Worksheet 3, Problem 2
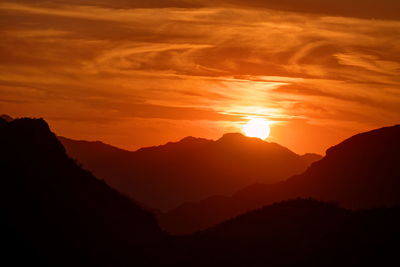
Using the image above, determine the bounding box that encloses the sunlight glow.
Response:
[243,118,270,140]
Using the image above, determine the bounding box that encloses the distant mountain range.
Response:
[0,117,165,266]
[160,124,400,234]
[59,133,321,210]
[1,116,400,266]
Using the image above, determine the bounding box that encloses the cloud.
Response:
[0,0,399,153]
[334,52,400,75]
[9,0,199,9]
[7,1,400,20]
[195,0,400,20]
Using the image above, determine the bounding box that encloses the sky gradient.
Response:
[1,0,399,154]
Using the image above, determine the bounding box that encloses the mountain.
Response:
[0,117,165,266]
[160,125,400,234]
[3,117,399,266]
[59,133,321,210]
[167,199,400,267]
[0,114,13,122]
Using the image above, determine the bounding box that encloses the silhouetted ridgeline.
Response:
[2,117,400,266]
[0,114,13,122]
[161,124,400,234]
[0,117,165,267]
[59,133,321,211]
[167,198,400,267]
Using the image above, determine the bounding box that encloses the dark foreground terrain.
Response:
[1,117,399,266]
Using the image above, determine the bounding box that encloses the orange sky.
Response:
[1,0,399,154]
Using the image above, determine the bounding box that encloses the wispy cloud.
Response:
[0,0,399,153]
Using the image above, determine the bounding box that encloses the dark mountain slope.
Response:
[2,117,400,267]
[0,114,13,122]
[161,125,400,234]
[0,118,165,267]
[60,133,321,210]
[167,199,400,267]
[284,124,400,208]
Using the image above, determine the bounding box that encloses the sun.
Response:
[243,118,270,140]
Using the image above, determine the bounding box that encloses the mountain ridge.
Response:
[160,124,400,234]
[2,117,400,266]
[60,132,321,210]
[0,117,165,266]
[168,198,400,267]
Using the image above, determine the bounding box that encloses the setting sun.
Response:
[243,118,270,140]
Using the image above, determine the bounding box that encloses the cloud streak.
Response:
[0,0,399,153]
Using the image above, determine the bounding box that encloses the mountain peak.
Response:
[0,118,66,161]
[160,124,400,234]
[62,128,313,211]
[325,124,400,157]
[179,136,211,143]
[221,132,246,138]
[218,132,257,143]
[0,114,13,122]
[1,117,166,265]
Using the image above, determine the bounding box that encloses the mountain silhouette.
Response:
[3,117,400,266]
[59,133,321,210]
[0,114,13,122]
[160,125,400,234]
[167,198,400,267]
[0,117,165,266]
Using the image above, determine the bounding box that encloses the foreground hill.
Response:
[0,117,165,266]
[2,117,399,266]
[160,125,400,234]
[169,199,400,267]
[59,133,320,210]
